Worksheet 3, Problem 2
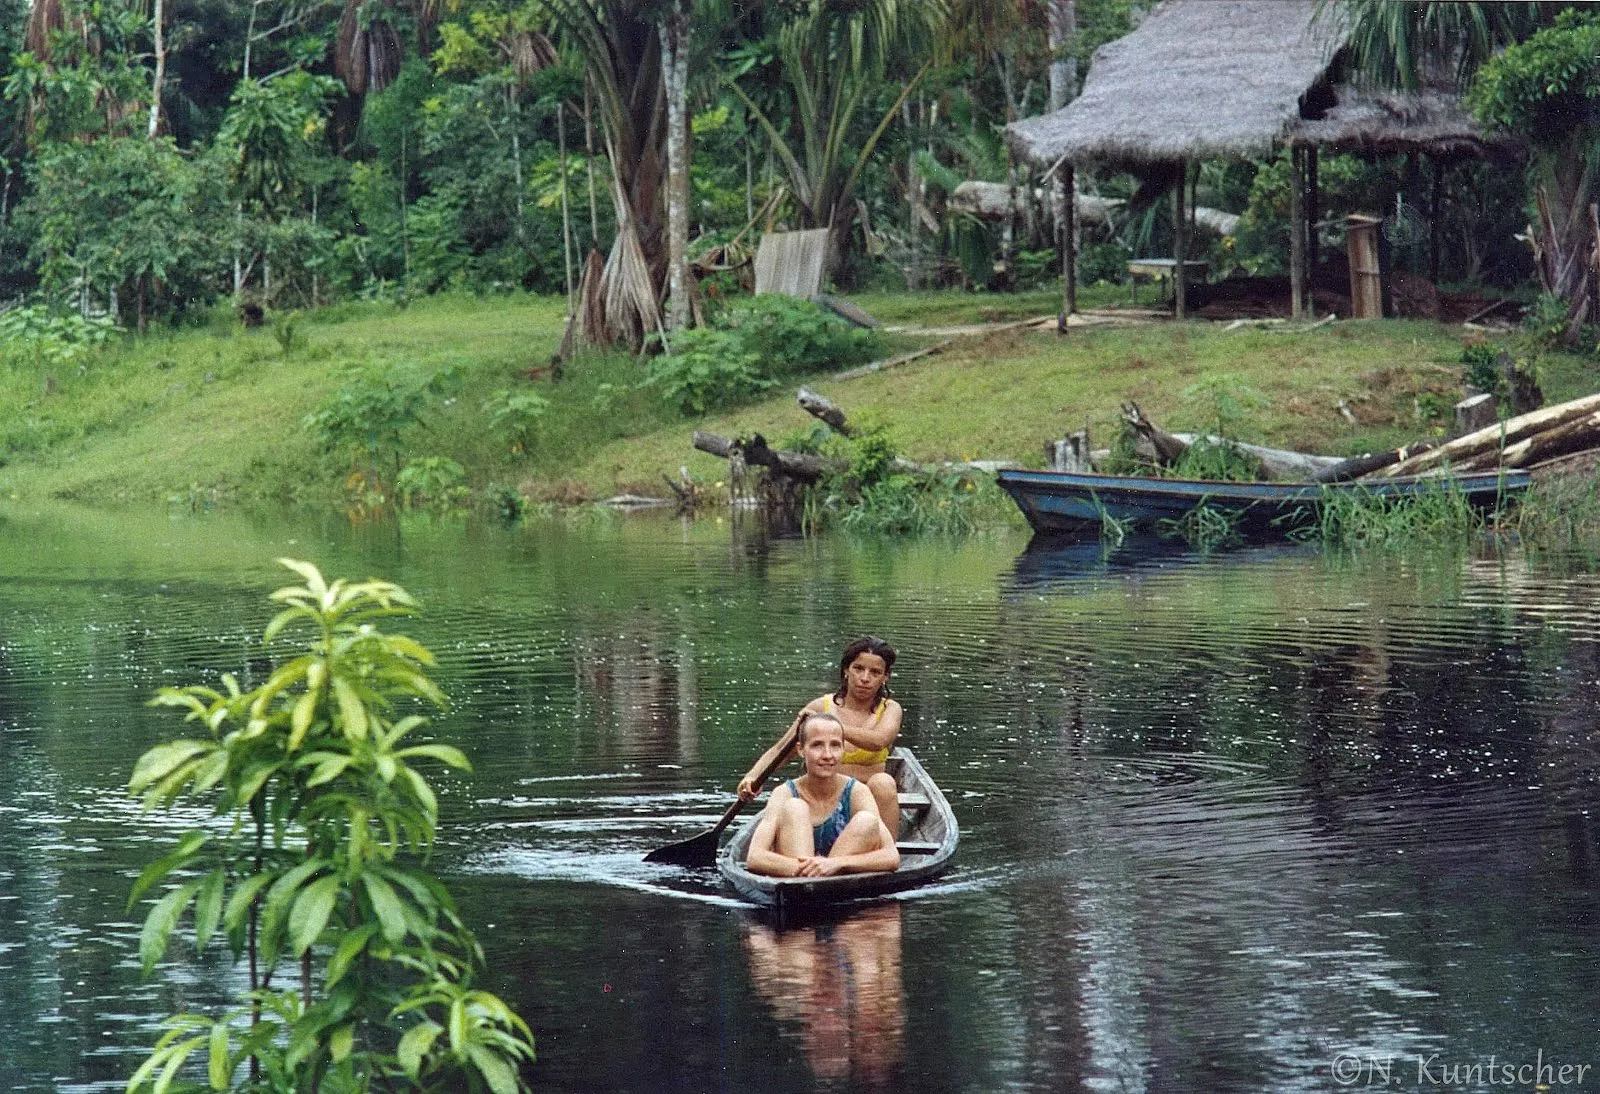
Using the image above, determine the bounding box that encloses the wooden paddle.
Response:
[644,723,799,867]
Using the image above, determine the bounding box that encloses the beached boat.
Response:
[995,467,1531,537]
[718,748,958,911]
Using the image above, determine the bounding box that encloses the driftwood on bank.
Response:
[797,387,853,434]
[1372,392,1600,478]
[692,431,834,483]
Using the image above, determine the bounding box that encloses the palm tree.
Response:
[537,0,672,352]
[1333,1,1545,90]
[726,0,948,282]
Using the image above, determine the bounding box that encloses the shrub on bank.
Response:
[646,297,881,414]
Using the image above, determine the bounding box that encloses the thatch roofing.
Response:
[1288,85,1519,161]
[1007,0,1343,168]
[1006,0,1513,170]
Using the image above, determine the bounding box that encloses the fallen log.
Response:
[1313,443,1436,483]
[692,430,834,483]
[1456,408,1600,471]
[1370,391,1600,477]
[1121,403,1343,480]
[797,387,852,434]
[1161,433,1344,480]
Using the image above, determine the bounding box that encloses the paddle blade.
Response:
[643,828,721,867]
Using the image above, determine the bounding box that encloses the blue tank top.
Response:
[788,777,856,855]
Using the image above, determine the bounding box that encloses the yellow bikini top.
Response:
[823,694,892,766]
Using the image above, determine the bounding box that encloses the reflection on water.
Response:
[2,505,1600,1092]
[743,904,905,1090]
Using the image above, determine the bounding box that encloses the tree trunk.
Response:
[147,0,165,138]
[584,78,599,248]
[559,101,574,325]
[1047,0,1077,112]
[1530,134,1600,342]
[660,0,691,332]
[581,11,669,353]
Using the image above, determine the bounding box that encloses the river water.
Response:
[1,503,1597,1093]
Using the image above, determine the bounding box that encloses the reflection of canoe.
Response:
[719,748,958,912]
[996,468,1531,538]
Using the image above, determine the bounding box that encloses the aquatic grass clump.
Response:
[1158,500,1242,551]
[1511,474,1600,554]
[1292,480,1490,548]
[801,415,1012,536]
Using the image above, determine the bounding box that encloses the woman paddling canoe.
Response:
[737,637,904,832]
[743,711,900,878]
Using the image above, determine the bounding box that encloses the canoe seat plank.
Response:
[896,840,943,855]
[898,792,931,812]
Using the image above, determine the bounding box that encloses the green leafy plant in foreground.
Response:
[126,559,534,1093]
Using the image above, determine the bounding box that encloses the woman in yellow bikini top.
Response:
[821,693,891,766]
[738,636,904,832]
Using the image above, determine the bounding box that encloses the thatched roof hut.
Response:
[1006,0,1344,170]
[1288,85,1518,161]
[1004,0,1515,319]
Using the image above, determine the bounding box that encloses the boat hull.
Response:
[995,468,1530,537]
[718,748,958,912]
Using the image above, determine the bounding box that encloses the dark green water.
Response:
[2,503,1598,1092]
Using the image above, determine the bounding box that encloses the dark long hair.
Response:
[833,636,896,706]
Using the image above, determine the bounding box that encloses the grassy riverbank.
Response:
[0,289,1594,513]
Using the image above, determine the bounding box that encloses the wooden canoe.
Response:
[995,467,1530,538]
[718,748,958,912]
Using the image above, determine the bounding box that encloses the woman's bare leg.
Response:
[866,772,899,837]
[774,798,816,858]
[827,810,891,858]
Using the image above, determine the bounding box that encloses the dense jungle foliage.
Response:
[0,0,1587,329]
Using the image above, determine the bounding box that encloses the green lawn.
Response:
[0,290,1592,508]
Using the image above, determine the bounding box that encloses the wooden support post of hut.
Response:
[1173,160,1188,321]
[1289,147,1306,321]
[1305,145,1319,270]
[1061,162,1077,321]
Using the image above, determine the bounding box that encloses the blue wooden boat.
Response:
[995,467,1531,537]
